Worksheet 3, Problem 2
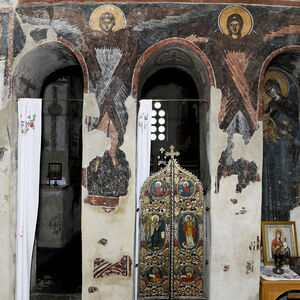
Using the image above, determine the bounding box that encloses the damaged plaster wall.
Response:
[0,1,18,9]
[0,1,299,299]
[0,101,14,300]
[209,86,263,300]
[81,94,136,299]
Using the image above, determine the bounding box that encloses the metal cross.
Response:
[165,145,180,159]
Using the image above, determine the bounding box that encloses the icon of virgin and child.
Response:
[271,229,290,260]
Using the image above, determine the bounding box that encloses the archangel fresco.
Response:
[146,214,165,251]
[262,69,299,221]
[179,214,198,250]
[80,5,138,211]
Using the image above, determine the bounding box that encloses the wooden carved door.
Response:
[138,146,206,299]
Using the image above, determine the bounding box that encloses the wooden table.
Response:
[260,277,300,300]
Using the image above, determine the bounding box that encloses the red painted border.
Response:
[131,37,216,99]
[257,45,300,120]
[18,0,300,7]
[58,38,89,93]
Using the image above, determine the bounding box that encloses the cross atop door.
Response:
[165,145,180,160]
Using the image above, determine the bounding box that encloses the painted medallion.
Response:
[150,180,167,198]
[218,6,253,39]
[178,180,194,197]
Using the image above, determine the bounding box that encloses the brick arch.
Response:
[257,45,300,120]
[131,37,216,99]
[58,38,89,94]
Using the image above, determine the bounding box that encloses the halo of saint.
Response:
[89,5,126,34]
[263,70,289,109]
[218,6,253,39]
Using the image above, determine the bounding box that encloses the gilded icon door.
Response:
[138,146,206,299]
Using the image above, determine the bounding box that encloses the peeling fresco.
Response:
[0,10,11,107]
[0,147,7,161]
[93,255,132,278]
[246,260,254,274]
[88,286,98,293]
[216,113,260,193]
[0,12,9,59]
[223,265,230,272]
[97,238,107,246]
[30,28,48,42]
[5,2,300,299]
[14,3,300,202]
[13,16,25,58]
[235,206,247,215]
[230,198,238,204]
[248,236,260,251]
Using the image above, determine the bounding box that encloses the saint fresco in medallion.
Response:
[146,214,165,251]
[218,6,253,39]
[179,214,198,250]
[89,5,126,34]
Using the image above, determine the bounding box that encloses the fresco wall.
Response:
[0,0,299,299]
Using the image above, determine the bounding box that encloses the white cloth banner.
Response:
[135,99,152,202]
[16,99,42,300]
[134,99,152,299]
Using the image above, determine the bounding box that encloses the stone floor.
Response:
[31,233,82,300]
[31,292,81,300]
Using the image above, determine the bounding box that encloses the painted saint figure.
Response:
[181,266,194,282]
[182,214,196,249]
[155,181,165,196]
[264,78,298,128]
[147,215,165,250]
[149,267,161,284]
[147,267,162,284]
[99,12,115,34]
[262,75,299,220]
[226,13,243,39]
[150,181,167,197]
[178,180,194,197]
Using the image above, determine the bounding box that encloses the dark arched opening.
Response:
[13,42,84,298]
[141,68,199,99]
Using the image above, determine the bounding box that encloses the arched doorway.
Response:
[133,38,215,190]
[134,39,214,299]
[259,48,300,221]
[13,41,85,299]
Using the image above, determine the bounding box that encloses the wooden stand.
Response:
[260,277,300,300]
